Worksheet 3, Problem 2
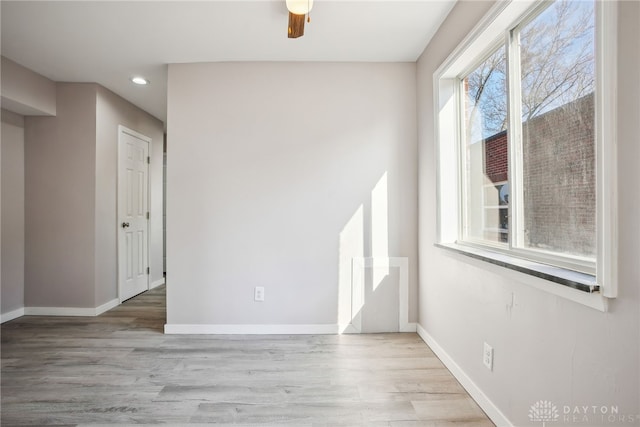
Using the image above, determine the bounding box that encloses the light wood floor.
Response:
[1,285,494,426]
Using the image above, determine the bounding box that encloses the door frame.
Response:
[117,125,152,303]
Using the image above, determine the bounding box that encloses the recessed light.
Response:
[131,76,149,85]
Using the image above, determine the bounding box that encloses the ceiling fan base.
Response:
[288,12,305,38]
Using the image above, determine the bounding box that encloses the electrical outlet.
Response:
[254,286,265,302]
[483,342,494,371]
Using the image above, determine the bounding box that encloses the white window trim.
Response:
[595,0,618,299]
[434,0,618,310]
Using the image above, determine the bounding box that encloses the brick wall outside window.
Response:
[481,93,595,257]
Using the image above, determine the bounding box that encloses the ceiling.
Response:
[1,1,456,123]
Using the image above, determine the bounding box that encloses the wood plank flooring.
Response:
[1,286,494,426]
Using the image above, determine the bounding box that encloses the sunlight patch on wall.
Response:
[338,204,364,332]
[371,172,389,290]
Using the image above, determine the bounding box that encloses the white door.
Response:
[118,126,150,302]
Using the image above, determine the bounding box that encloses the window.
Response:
[435,0,618,302]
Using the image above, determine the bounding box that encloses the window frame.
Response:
[434,0,618,307]
[457,42,509,250]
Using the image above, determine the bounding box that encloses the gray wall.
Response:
[25,83,97,308]
[1,109,25,314]
[417,1,640,424]
[1,57,56,116]
[166,62,418,328]
[95,86,164,306]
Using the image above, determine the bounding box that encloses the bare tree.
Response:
[519,0,594,120]
[465,47,507,138]
[465,0,594,139]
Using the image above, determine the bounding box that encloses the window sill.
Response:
[435,242,607,311]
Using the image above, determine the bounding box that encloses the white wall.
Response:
[417,1,640,425]
[95,86,164,305]
[1,109,25,316]
[166,62,418,330]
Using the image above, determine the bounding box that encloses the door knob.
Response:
[122,222,130,228]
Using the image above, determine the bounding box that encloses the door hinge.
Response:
[147,267,150,275]
[146,212,150,220]
[147,156,150,164]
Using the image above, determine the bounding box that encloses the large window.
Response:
[435,0,617,301]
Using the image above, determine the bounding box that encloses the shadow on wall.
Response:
[338,172,406,333]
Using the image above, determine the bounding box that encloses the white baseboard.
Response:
[339,324,360,334]
[164,323,340,335]
[339,322,417,334]
[24,298,120,317]
[25,306,97,316]
[150,278,165,290]
[416,323,512,427]
[95,298,120,315]
[400,322,417,332]
[1,307,25,323]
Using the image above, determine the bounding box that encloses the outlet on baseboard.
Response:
[483,342,494,371]
[254,286,265,302]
